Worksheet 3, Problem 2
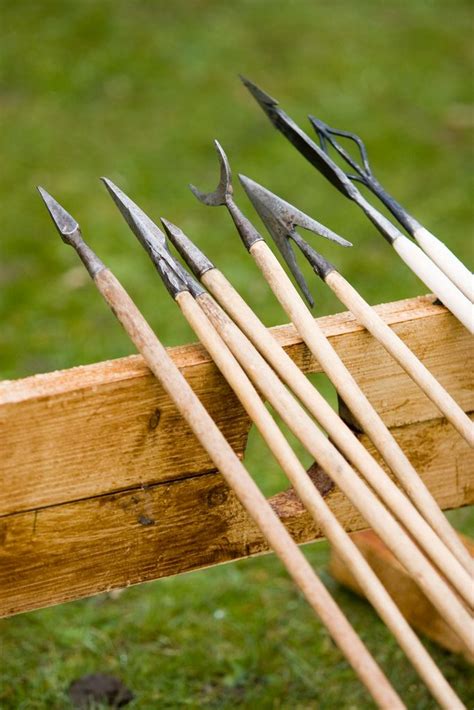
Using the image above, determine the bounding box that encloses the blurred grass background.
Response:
[0,0,473,707]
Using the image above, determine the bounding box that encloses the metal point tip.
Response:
[38,186,105,276]
[237,174,254,191]
[189,182,205,201]
[160,218,214,281]
[160,217,179,237]
[101,176,122,199]
[102,178,131,217]
[37,186,79,237]
[100,176,115,191]
[239,76,278,108]
[160,216,185,246]
[214,141,232,189]
[101,177,131,214]
[103,187,188,298]
[101,178,169,250]
[213,139,229,167]
[307,114,327,130]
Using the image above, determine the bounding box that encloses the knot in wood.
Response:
[206,485,229,508]
[148,408,161,431]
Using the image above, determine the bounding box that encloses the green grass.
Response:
[0,1,473,707]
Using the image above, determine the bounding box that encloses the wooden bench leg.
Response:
[329,529,474,663]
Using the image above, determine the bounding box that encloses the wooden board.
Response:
[0,362,252,516]
[0,295,472,617]
[1,296,472,516]
[329,530,474,662]
[1,414,472,618]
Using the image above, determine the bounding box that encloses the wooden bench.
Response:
[0,294,472,619]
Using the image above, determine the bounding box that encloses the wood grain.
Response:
[0,361,252,516]
[1,414,472,618]
[1,296,472,517]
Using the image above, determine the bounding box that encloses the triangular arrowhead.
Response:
[239,176,351,247]
[101,178,167,250]
[37,186,79,237]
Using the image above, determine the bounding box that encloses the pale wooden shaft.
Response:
[198,292,474,650]
[414,226,473,302]
[250,240,473,574]
[326,270,473,446]
[177,291,464,710]
[202,268,473,596]
[93,268,402,710]
[392,235,473,333]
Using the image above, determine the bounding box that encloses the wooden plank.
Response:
[356,416,474,510]
[1,296,472,516]
[329,530,474,662]
[1,414,472,618]
[0,367,252,517]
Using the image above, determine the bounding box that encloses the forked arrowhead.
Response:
[240,78,358,200]
[239,175,351,306]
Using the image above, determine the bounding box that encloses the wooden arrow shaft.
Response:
[92,268,403,710]
[413,226,473,303]
[176,290,463,710]
[393,235,472,333]
[200,267,473,596]
[325,270,473,445]
[197,290,474,652]
[249,240,473,576]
